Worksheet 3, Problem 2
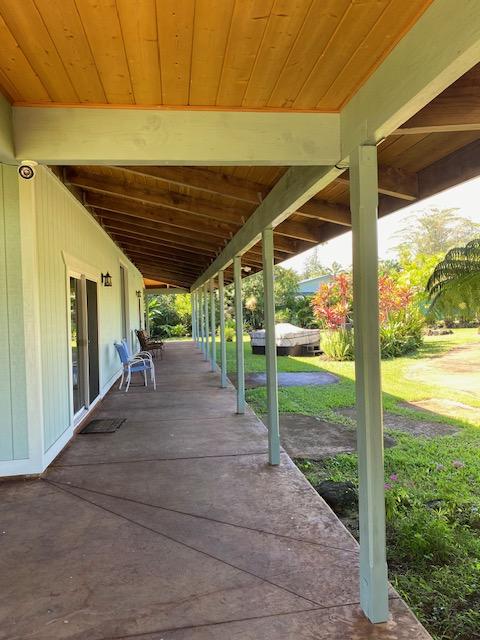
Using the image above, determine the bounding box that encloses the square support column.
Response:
[204,282,210,362]
[195,290,200,347]
[218,271,228,388]
[191,290,196,343]
[200,287,206,353]
[262,226,280,466]
[350,144,389,624]
[233,256,245,414]
[209,278,216,372]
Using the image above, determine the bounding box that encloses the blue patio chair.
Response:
[114,341,156,392]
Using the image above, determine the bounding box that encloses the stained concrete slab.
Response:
[0,341,431,640]
[260,413,395,459]
[339,407,459,437]
[230,370,339,389]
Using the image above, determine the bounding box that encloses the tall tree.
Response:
[302,247,328,279]
[394,208,480,256]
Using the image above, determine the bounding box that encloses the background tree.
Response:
[302,248,328,279]
[239,266,300,329]
[426,238,480,321]
[393,207,480,256]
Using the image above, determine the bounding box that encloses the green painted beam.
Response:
[341,0,480,156]
[0,95,14,163]
[13,107,340,166]
[192,165,342,290]
[350,145,388,623]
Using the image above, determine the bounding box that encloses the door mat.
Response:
[80,418,126,434]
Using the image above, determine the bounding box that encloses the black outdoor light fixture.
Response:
[136,290,142,298]
[101,272,112,287]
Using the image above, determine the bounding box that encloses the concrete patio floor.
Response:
[0,341,431,640]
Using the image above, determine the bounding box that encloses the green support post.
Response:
[218,270,228,388]
[195,290,200,346]
[350,144,389,624]
[204,282,210,363]
[209,278,216,372]
[191,290,196,343]
[233,256,245,414]
[262,226,280,465]
[200,287,206,354]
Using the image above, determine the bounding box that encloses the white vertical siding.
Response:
[0,164,28,461]
[34,167,144,453]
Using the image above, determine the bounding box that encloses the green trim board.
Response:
[0,95,14,163]
[12,108,340,166]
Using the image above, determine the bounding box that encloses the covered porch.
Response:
[0,0,479,635]
[1,341,428,639]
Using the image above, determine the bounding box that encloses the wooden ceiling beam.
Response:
[117,166,268,205]
[116,165,352,226]
[93,211,225,252]
[111,242,209,269]
[393,91,480,135]
[123,255,201,277]
[85,191,240,238]
[103,229,217,260]
[275,218,325,244]
[82,180,305,251]
[336,164,418,202]
[96,211,288,263]
[138,270,192,288]
[66,170,251,225]
[417,138,480,198]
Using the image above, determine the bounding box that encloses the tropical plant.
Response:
[426,239,480,320]
[224,326,235,342]
[311,273,351,329]
[380,308,424,358]
[321,328,355,361]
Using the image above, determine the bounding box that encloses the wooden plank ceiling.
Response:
[0,0,432,110]
[55,65,480,288]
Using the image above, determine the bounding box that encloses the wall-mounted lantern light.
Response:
[136,290,142,298]
[101,272,112,287]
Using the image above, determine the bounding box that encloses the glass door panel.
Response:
[86,279,100,403]
[70,276,85,414]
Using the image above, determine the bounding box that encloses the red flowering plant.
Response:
[311,273,423,359]
[311,273,352,329]
[378,275,413,323]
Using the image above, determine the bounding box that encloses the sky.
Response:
[282,175,480,275]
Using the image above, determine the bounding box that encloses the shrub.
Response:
[224,326,235,342]
[275,309,291,323]
[321,328,355,361]
[169,323,187,337]
[380,309,424,358]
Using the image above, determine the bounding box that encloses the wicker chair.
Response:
[136,329,164,359]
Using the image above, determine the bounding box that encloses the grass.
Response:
[219,328,480,640]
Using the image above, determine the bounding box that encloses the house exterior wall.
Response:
[0,164,29,462]
[0,165,144,476]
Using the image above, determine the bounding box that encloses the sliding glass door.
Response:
[70,276,99,417]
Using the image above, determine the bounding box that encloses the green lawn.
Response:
[219,329,480,640]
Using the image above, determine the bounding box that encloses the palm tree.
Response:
[426,239,480,318]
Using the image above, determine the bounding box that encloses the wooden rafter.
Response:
[336,165,418,202]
